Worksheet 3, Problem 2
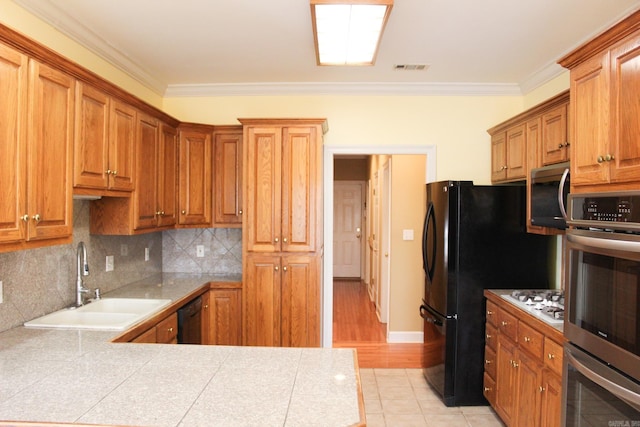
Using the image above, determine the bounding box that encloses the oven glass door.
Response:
[566,229,640,379]
[564,344,640,426]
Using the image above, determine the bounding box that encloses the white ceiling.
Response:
[14,0,640,96]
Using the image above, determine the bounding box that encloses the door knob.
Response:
[356,227,361,238]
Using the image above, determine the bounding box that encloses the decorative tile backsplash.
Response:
[162,228,242,274]
[0,200,242,333]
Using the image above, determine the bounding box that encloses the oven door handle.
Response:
[567,232,640,254]
[566,346,640,411]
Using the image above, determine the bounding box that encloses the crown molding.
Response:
[14,0,167,95]
[164,81,522,97]
[519,62,566,95]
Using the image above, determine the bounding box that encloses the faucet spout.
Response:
[76,242,90,306]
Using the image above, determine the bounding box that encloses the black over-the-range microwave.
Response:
[529,161,570,230]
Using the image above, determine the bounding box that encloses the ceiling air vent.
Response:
[394,64,428,71]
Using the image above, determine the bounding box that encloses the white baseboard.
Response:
[387,331,424,343]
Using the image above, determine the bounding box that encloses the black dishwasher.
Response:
[177,296,202,344]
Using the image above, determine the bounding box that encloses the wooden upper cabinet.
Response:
[27,59,74,242]
[559,13,640,192]
[134,113,160,230]
[0,42,28,246]
[178,125,213,226]
[158,123,178,227]
[541,104,570,165]
[214,126,243,226]
[491,124,526,183]
[74,83,136,193]
[244,124,321,253]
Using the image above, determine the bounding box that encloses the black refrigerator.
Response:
[419,181,551,406]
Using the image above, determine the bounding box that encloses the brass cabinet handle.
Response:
[32,214,41,222]
[21,214,29,222]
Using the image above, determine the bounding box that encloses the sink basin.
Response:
[24,298,172,331]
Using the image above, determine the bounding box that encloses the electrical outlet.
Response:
[120,244,128,256]
[0,280,3,304]
[402,229,414,241]
[145,247,150,261]
[105,255,114,272]
[196,245,205,258]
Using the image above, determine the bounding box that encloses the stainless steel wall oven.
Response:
[564,192,640,425]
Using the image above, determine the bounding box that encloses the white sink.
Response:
[24,298,172,331]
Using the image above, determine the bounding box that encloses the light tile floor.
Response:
[361,368,505,427]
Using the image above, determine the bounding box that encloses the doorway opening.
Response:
[325,146,436,367]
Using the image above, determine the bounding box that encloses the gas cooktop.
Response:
[500,289,565,325]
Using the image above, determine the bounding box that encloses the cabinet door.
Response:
[178,129,212,226]
[515,351,543,427]
[27,60,74,241]
[281,254,320,347]
[542,104,569,165]
[570,53,610,186]
[491,132,507,182]
[158,124,177,227]
[609,35,640,184]
[214,130,243,225]
[0,43,27,244]
[541,370,562,427]
[108,100,137,191]
[204,288,242,345]
[506,124,527,180]
[134,113,160,230]
[243,254,281,346]
[245,127,282,252]
[74,83,109,190]
[281,126,319,252]
[496,335,517,425]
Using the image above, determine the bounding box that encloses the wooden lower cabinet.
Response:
[130,312,178,344]
[484,291,566,427]
[243,253,320,347]
[202,284,242,346]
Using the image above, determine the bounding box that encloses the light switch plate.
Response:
[402,229,414,241]
[196,245,205,258]
[105,255,114,272]
[145,247,150,261]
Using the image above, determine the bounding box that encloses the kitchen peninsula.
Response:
[0,274,365,427]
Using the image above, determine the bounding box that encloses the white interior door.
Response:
[333,182,364,278]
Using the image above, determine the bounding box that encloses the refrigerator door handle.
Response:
[422,202,436,282]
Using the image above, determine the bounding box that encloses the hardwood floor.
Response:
[332,279,432,369]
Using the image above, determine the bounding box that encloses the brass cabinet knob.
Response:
[283,237,288,243]
[274,266,279,271]
[32,214,41,222]
[106,169,112,175]
[485,359,492,365]
[168,327,173,333]
[204,304,209,309]
[274,237,279,243]
[548,353,555,360]
[484,387,493,392]
[283,266,288,272]
[238,210,243,215]
[112,170,118,176]
[486,333,492,340]
[21,214,29,222]
[487,310,494,316]
[156,211,162,216]
[181,210,186,214]
[501,321,508,326]
[539,386,546,393]
[524,336,532,343]
[161,211,165,215]
[605,154,614,161]
[597,155,604,163]
[558,143,564,149]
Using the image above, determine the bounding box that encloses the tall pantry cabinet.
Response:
[240,119,327,347]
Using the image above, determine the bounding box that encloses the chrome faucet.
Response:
[76,241,90,306]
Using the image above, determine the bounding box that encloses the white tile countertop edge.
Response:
[0,274,363,427]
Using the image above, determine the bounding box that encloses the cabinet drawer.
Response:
[519,321,544,360]
[485,345,497,379]
[544,338,564,376]
[156,313,178,344]
[483,372,496,407]
[486,323,498,351]
[498,309,518,342]
[486,300,498,327]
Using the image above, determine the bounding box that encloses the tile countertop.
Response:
[0,273,364,427]
[485,289,564,334]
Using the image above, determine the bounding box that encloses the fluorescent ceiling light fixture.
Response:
[310,0,393,66]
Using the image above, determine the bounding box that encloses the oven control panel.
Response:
[568,192,640,230]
